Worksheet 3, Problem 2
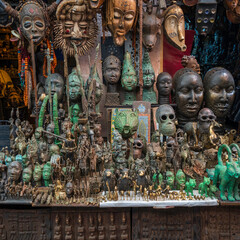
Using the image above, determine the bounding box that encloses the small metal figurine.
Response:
[173,68,203,128]
[106,0,137,46]
[118,168,133,192]
[142,1,166,51]
[185,178,196,197]
[102,169,116,193]
[203,67,235,125]
[33,163,42,187]
[156,72,172,105]
[142,51,157,104]
[163,3,186,51]
[121,52,138,105]
[54,0,98,56]
[42,162,52,187]
[198,176,211,198]
[103,55,121,106]
[181,55,201,75]
[175,169,186,190]
[156,104,177,137]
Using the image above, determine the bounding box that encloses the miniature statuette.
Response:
[181,55,200,74]
[166,171,174,190]
[175,169,186,190]
[42,162,52,187]
[198,176,211,198]
[142,51,157,104]
[185,178,196,197]
[156,72,172,105]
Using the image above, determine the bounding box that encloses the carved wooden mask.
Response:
[54,0,98,56]
[106,0,137,46]
[163,4,186,51]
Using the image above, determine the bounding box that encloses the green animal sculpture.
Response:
[229,143,240,201]
[207,185,218,199]
[114,109,139,139]
[185,178,196,197]
[199,176,210,197]
[213,144,240,201]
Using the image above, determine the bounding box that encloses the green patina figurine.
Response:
[42,162,52,187]
[185,178,196,197]
[33,163,42,187]
[152,172,163,190]
[176,169,186,190]
[213,144,240,201]
[166,171,174,190]
[121,52,138,105]
[114,109,139,139]
[22,166,33,184]
[142,51,157,104]
[199,176,210,197]
[71,104,81,125]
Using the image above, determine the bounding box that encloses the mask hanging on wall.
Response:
[163,4,186,51]
[106,0,137,46]
[195,0,217,35]
[54,0,98,56]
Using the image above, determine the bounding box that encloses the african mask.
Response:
[106,0,137,46]
[174,68,203,126]
[195,0,217,35]
[54,0,98,56]
[176,169,186,188]
[203,67,235,120]
[181,55,200,75]
[0,0,60,45]
[22,166,33,184]
[33,163,42,183]
[69,68,83,102]
[163,4,186,51]
[44,73,64,102]
[142,2,164,51]
[166,170,174,188]
[156,72,172,105]
[156,104,176,137]
[7,161,22,182]
[42,162,52,186]
[114,109,139,139]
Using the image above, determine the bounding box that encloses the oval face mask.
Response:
[164,4,186,51]
[19,2,46,45]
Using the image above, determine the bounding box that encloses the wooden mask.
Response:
[142,2,165,51]
[54,0,98,56]
[106,0,137,46]
[163,4,186,51]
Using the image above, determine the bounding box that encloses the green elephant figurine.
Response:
[213,144,240,201]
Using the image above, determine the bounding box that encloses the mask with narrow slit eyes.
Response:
[19,2,46,45]
[106,0,137,46]
[54,0,98,56]
[163,4,186,51]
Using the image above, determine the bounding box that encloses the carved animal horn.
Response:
[0,0,18,19]
[229,143,240,163]
[47,0,62,16]
[217,144,233,166]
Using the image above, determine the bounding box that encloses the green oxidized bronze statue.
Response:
[142,51,157,104]
[33,163,42,187]
[121,52,138,105]
[176,169,186,190]
[42,162,52,187]
[185,178,196,196]
[114,109,139,139]
[22,166,33,184]
[166,171,174,190]
[198,176,210,197]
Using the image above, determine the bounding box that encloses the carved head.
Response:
[103,55,121,85]
[69,68,83,102]
[176,169,186,185]
[157,72,172,97]
[54,0,98,56]
[142,51,155,88]
[133,137,144,160]
[156,104,176,137]
[203,67,235,119]
[45,73,64,102]
[181,55,200,74]
[166,171,174,185]
[121,52,137,91]
[7,161,22,182]
[106,0,137,46]
[46,123,55,144]
[66,181,73,197]
[198,108,216,133]
[42,162,52,181]
[174,68,203,119]
[114,109,139,139]
[163,4,186,51]
[22,166,33,183]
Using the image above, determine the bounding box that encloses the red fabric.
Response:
[163,30,196,77]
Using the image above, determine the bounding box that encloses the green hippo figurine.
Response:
[114,109,139,139]
[185,178,196,197]
[199,176,211,197]
[213,144,240,201]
